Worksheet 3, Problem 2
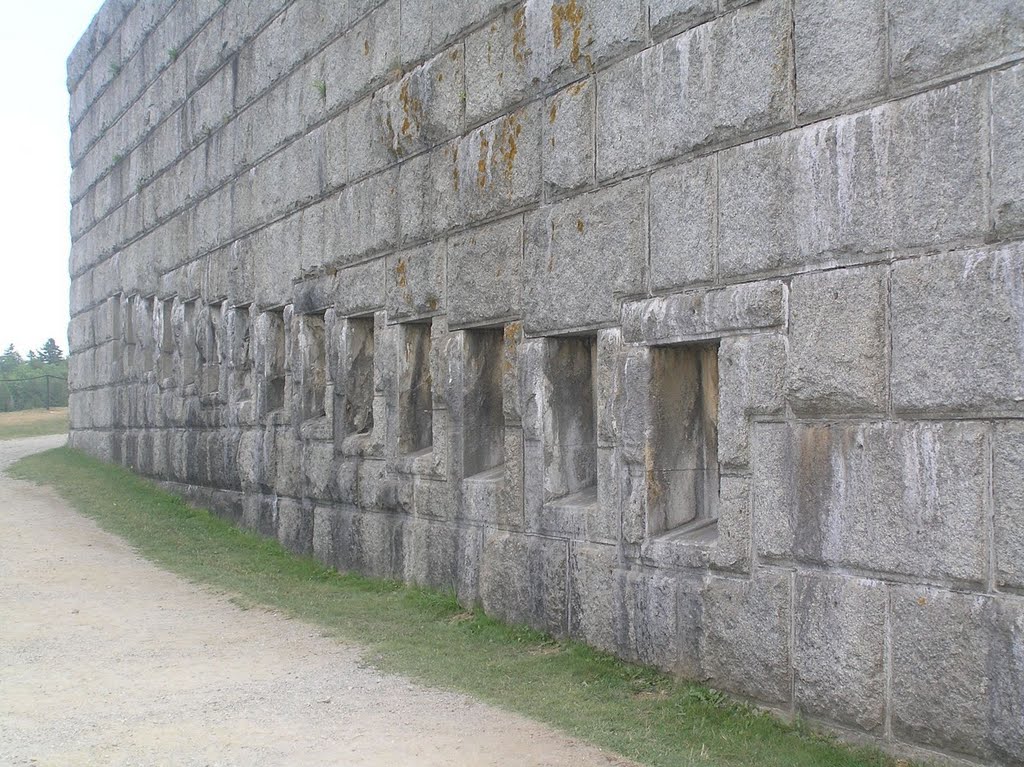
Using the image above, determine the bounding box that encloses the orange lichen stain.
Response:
[395,258,408,288]
[548,101,559,123]
[917,597,928,606]
[447,145,461,191]
[645,443,663,504]
[398,80,424,139]
[551,0,585,64]
[512,7,528,64]
[450,49,461,62]
[576,218,584,233]
[494,114,523,184]
[569,80,587,96]
[363,39,370,56]
[477,134,491,188]
[427,297,438,311]
[502,322,521,373]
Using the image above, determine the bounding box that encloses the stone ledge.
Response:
[622,281,787,346]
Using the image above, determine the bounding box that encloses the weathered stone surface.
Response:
[567,542,619,653]
[465,7,531,126]
[753,421,989,583]
[523,179,646,334]
[787,266,887,415]
[648,0,715,39]
[453,105,543,225]
[334,259,385,318]
[718,333,785,469]
[544,79,595,195]
[701,572,792,705]
[375,45,465,160]
[892,243,1024,413]
[447,217,523,328]
[524,0,647,88]
[993,62,1024,236]
[620,570,700,676]
[794,574,886,732]
[719,79,987,277]
[385,242,446,323]
[649,156,715,291]
[622,281,787,345]
[596,52,649,180]
[994,423,1024,590]
[990,599,1024,765]
[480,531,568,635]
[794,0,886,119]
[889,0,1024,89]
[890,587,992,757]
[70,5,1024,762]
[648,0,791,163]
[276,498,313,555]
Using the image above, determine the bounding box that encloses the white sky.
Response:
[0,1,105,356]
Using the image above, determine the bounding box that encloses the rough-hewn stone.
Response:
[701,573,792,705]
[794,574,886,732]
[69,4,1023,763]
[892,243,1024,413]
[787,266,888,415]
[994,422,1024,590]
[794,0,886,119]
[754,421,989,584]
[649,157,715,291]
[888,0,1024,89]
[992,62,1024,236]
[523,179,646,334]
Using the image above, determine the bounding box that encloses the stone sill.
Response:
[536,485,599,539]
[339,430,380,458]
[546,485,598,512]
[392,446,442,478]
[640,518,719,570]
[464,465,504,485]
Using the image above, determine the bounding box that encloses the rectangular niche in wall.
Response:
[201,302,224,400]
[231,305,253,401]
[300,312,328,421]
[264,309,287,414]
[143,297,156,373]
[544,335,597,504]
[648,343,720,536]
[181,300,199,389]
[122,295,136,377]
[463,328,505,477]
[399,322,433,455]
[158,298,175,382]
[341,316,375,437]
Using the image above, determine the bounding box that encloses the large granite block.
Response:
[754,421,989,584]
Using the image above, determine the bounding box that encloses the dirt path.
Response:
[0,436,632,767]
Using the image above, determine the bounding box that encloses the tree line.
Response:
[0,340,69,412]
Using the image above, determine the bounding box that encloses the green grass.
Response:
[0,408,68,440]
[10,447,909,767]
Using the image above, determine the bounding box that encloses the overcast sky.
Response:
[0,1,105,356]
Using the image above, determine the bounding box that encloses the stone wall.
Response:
[67,1,1024,763]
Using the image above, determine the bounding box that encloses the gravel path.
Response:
[0,435,633,767]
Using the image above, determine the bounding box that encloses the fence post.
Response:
[45,375,51,411]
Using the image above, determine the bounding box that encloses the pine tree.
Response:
[38,338,64,365]
[0,344,21,373]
